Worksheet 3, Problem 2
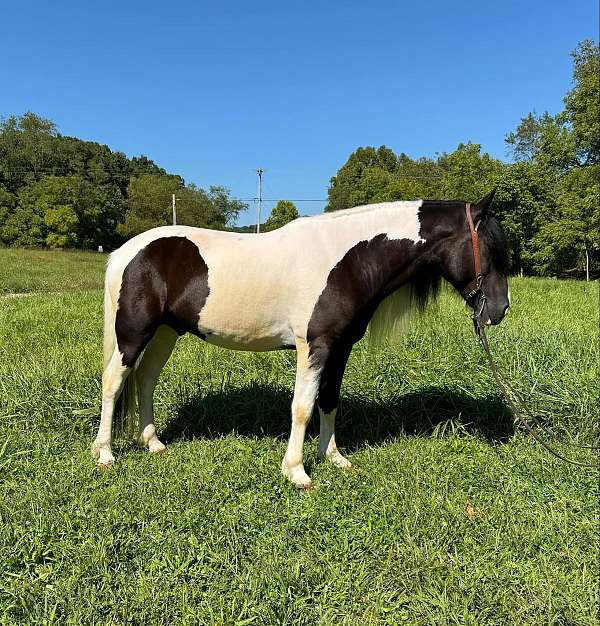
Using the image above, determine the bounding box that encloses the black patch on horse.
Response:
[307,234,426,360]
[116,236,209,367]
[306,228,446,413]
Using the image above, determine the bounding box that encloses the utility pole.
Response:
[256,168,263,233]
[172,193,177,225]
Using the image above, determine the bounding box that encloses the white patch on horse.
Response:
[318,407,352,469]
[281,340,320,488]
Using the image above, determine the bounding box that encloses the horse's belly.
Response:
[198,295,296,352]
[202,332,293,351]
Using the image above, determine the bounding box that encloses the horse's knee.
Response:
[291,401,312,425]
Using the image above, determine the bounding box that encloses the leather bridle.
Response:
[464,202,598,468]
[464,202,486,327]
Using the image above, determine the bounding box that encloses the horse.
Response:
[92,191,510,488]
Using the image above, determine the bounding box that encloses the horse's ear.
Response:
[472,189,496,222]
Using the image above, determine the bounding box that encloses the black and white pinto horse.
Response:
[93,192,509,488]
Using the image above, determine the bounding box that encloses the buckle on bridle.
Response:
[467,273,486,336]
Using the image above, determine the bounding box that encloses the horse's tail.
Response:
[103,253,138,439]
[102,256,117,370]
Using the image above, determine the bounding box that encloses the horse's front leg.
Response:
[317,343,353,469]
[281,339,321,489]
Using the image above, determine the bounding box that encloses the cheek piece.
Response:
[463,203,486,334]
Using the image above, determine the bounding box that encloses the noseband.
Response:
[464,203,486,329]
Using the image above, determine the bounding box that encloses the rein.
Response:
[464,203,598,469]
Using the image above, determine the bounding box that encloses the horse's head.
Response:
[422,191,510,326]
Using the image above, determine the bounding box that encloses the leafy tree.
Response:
[0,184,17,234]
[120,175,247,238]
[1,204,46,247]
[326,146,399,211]
[44,204,78,248]
[119,174,181,238]
[504,40,599,278]
[0,112,59,192]
[436,143,503,200]
[370,178,427,203]
[505,111,575,171]
[529,166,599,278]
[202,185,248,229]
[493,162,555,274]
[563,39,599,166]
[0,112,246,248]
[265,200,299,231]
[326,143,501,211]
[325,40,598,279]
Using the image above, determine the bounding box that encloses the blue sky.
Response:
[1,1,596,225]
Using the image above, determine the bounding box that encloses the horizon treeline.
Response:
[0,114,248,250]
[327,40,598,279]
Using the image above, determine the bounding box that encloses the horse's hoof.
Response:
[330,453,352,470]
[282,462,312,490]
[148,440,167,454]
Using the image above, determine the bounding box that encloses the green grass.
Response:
[0,248,105,295]
[0,249,598,625]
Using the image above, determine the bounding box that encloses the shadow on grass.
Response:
[162,382,514,450]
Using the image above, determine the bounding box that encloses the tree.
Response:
[503,40,599,278]
[119,174,181,238]
[529,166,600,278]
[0,112,245,249]
[436,143,503,200]
[370,178,426,203]
[0,184,17,237]
[44,204,78,248]
[493,162,555,274]
[265,200,299,231]
[120,175,247,239]
[505,111,574,169]
[0,112,59,192]
[563,40,599,166]
[326,146,399,211]
[326,143,501,212]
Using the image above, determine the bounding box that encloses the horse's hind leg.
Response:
[281,340,321,489]
[135,324,178,453]
[92,349,131,466]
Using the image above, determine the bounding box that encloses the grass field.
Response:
[0,248,105,295]
[0,248,598,625]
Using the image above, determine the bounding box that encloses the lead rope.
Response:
[465,204,599,469]
[475,318,599,468]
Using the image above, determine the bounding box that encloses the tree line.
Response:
[0,114,248,249]
[326,41,598,279]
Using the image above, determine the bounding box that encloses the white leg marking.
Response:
[282,341,320,489]
[92,350,130,466]
[318,408,352,469]
[135,325,178,454]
